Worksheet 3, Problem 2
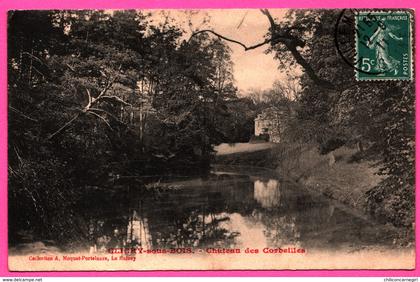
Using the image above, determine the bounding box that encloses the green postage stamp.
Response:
[355,10,413,80]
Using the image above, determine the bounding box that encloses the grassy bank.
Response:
[215,143,380,210]
[214,142,413,244]
[276,145,382,210]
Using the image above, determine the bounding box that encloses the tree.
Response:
[8,10,241,244]
[190,9,334,89]
[274,10,414,229]
[191,9,414,229]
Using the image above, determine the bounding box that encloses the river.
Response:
[69,164,398,255]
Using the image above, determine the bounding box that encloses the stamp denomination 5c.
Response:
[355,10,413,81]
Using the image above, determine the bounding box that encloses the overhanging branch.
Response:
[189,9,335,89]
[188,29,270,51]
[47,68,124,140]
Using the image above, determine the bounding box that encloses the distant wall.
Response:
[255,116,270,136]
[254,116,281,143]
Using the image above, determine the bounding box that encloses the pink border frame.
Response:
[0,0,418,277]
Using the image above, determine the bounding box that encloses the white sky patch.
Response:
[145,9,295,94]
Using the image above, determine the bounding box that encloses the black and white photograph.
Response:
[7,8,415,270]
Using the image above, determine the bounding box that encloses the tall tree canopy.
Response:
[8,10,239,242]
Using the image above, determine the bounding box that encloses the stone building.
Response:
[254,105,291,143]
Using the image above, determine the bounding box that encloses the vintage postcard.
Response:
[7,8,415,271]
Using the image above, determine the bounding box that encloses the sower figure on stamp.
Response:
[367,23,403,74]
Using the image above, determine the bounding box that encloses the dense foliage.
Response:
[268,10,414,229]
[8,10,247,243]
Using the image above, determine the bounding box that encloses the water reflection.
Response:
[126,210,152,249]
[78,167,396,254]
[254,179,281,208]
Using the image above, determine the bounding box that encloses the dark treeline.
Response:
[7,10,255,243]
[265,10,414,231]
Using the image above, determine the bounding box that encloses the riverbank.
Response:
[214,142,414,244]
[215,144,378,209]
[214,142,277,156]
[214,142,279,169]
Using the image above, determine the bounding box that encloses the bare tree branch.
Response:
[260,9,334,89]
[90,107,138,135]
[89,107,124,125]
[9,106,38,122]
[93,74,119,103]
[100,95,132,106]
[47,67,123,140]
[189,9,335,89]
[188,29,270,51]
[31,66,46,78]
[285,43,334,89]
[47,112,81,140]
[260,9,276,30]
[22,52,46,66]
[84,88,92,110]
[86,110,113,130]
[66,63,77,73]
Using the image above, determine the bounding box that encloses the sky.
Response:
[197,9,288,93]
[150,9,290,93]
